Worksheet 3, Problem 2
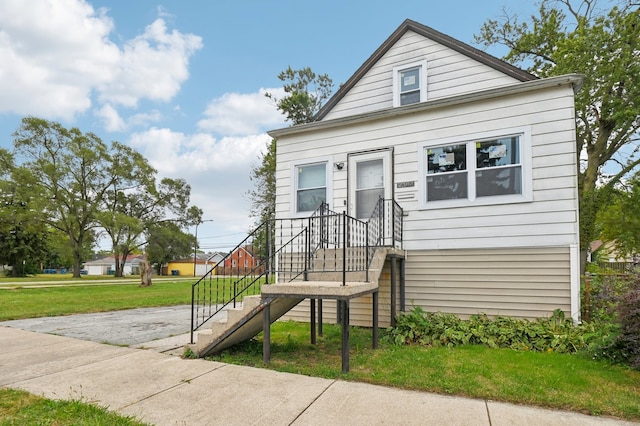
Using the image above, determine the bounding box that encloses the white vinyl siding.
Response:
[324,31,520,120]
[276,85,579,254]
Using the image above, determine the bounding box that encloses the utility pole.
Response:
[193,219,214,277]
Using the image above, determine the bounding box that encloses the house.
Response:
[218,246,261,275]
[83,255,144,276]
[589,240,638,265]
[268,19,582,322]
[165,252,226,276]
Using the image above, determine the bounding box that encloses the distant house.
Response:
[166,252,226,276]
[219,246,261,275]
[83,255,144,276]
[590,240,637,264]
[269,19,582,321]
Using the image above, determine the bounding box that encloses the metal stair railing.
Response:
[190,199,404,342]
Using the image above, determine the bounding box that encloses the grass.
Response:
[0,388,147,425]
[208,321,640,421]
[0,280,194,321]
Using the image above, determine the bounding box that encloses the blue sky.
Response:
[0,0,539,252]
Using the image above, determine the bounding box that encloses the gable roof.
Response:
[314,19,538,121]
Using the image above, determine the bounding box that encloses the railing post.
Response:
[265,220,270,285]
[342,211,347,286]
[190,284,195,344]
[304,222,309,281]
[365,220,369,282]
[378,196,384,246]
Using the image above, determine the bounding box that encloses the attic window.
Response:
[393,60,427,107]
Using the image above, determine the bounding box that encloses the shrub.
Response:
[615,285,640,368]
[387,307,619,356]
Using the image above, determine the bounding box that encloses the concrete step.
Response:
[192,295,303,357]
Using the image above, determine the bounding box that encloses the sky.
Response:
[0,0,540,253]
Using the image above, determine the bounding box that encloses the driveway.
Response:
[0,305,217,354]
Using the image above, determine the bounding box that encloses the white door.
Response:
[348,150,392,220]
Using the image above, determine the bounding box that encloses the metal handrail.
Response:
[190,199,403,341]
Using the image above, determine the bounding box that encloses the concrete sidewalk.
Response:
[0,327,636,426]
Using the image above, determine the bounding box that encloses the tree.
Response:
[11,118,114,277]
[249,67,334,224]
[265,66,334,125]
[0,148,50,276]
[11,117,201,278]
[145,222,194,274]
[476,0,640,266]
[597,174,640,259]
[98,142,198,277]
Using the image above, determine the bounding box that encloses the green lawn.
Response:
[0,388,147,425]
[0,280,193,321]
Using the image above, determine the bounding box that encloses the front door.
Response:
[348,150,392,220]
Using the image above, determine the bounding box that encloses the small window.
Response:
[296,162,327,213]
[393,60,427,107]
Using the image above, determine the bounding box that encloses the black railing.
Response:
[190,199,403,341]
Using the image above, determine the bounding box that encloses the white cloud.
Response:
[0,0,201,121]
[94,104,162,132]
[94,104,126,132]
[198,88,285,135]
[98,18,202,108]
[128,126,272,239]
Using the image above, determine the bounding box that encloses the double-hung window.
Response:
[419,128,531,208]
[393,60,427,107]
[293,159,331,214]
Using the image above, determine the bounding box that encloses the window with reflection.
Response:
[422,133,525,205]
[426,144,467,201]
[296,163,326,212]
[475,136,521,197]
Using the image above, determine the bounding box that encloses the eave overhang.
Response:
[268,74,584,140]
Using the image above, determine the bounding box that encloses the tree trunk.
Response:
[140,260,152,287]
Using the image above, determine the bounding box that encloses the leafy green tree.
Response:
[597,175,640,259]
[475,0,640,267]
[265,66,334,125]
[145,222,194,274]
[0,148,51,276]
[12,117,117,277]
[99,142,198,277]
[11,117,201,278]
[250,67,334,224]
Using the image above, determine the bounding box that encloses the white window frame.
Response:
[393,60,428,107]
[417,127,533,210]
[290,157,333,216]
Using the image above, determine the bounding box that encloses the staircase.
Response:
[188,199,404,358]
[191,295,303,356]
